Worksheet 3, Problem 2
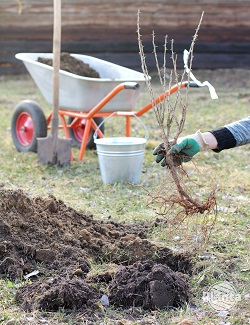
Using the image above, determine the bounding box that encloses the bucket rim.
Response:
[94,136,147,145]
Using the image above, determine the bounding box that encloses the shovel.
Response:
[37,0,71,166]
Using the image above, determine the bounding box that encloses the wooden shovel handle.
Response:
[52,0,61,136]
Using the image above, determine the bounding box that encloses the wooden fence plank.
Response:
[1,1,250,74]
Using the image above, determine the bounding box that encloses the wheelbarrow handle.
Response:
[123,82,140,90]
[185,81,200,88]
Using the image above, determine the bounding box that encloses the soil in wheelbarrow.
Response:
[37,52,100,78]
[0,188,193,319]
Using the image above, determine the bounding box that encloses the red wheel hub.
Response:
[16,112,34,146]
[73,119,90,142]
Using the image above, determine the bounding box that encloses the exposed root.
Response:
[147,164,217,244]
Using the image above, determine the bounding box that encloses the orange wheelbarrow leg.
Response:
[126,116,131,137]
[78,118,92,161]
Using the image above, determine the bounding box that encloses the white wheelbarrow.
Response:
[11,53,197,161]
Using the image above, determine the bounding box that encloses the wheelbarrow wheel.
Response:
[11,100,47,152]
[68,117,104,149]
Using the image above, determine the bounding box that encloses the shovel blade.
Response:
[37,136,72,166]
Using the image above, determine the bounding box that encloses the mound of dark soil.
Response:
[0,189,193,313]
[109,260,190,309]
[16,260,190,312]
[16,276,100,312]
[37,52,100,78]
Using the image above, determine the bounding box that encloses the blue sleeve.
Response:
[225,116,250,146]
[210,116,250,152]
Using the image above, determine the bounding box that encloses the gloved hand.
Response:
[153,131,209,167]
[153,142,184,167]
[169,138,200,163]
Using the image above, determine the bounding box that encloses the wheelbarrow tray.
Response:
[16,53,146,112]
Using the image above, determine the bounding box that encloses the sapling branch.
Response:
[137,10,217,228]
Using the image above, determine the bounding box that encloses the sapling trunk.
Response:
[137,11,217,244]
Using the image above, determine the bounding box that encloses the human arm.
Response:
[153,116,250,166]
[210,116,250,152]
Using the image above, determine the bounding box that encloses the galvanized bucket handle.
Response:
[93,112,149,141]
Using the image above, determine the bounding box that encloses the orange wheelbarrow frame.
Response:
[46,81,198,161]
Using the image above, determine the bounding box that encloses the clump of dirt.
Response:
[0,189,193,314]
[37,52,100,78]
[109,260,190,309]
[16,276,100,312]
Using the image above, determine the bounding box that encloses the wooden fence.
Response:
[1,0,250,74]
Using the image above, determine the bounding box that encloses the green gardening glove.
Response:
[169,138,200,163]
[153,131,209,167]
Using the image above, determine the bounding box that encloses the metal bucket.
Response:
[94,113,148,184]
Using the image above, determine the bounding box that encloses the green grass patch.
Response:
[0,70,249,324]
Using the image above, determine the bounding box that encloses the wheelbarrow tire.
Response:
[68,117,104,149]
[11,100,47,153]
